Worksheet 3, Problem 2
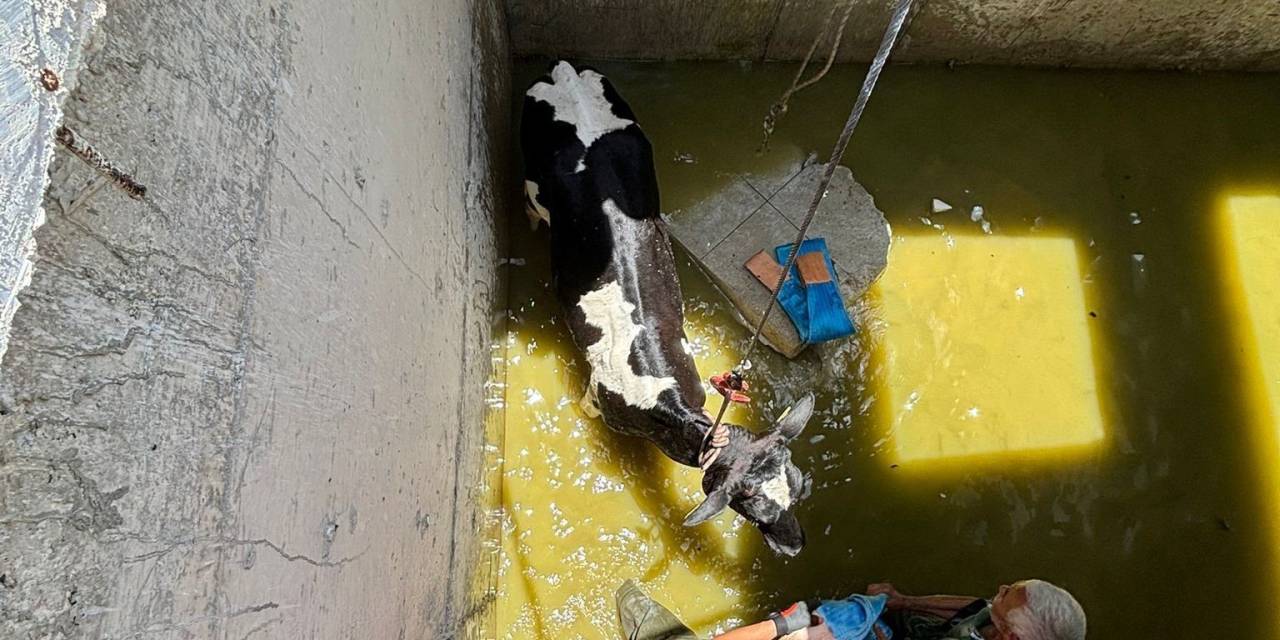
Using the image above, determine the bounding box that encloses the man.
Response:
[618,579,1086,640]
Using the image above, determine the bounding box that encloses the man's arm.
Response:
[866,583,980,619]
[712,620,786,640]
[712,601,816,640]
[891,595,980,619]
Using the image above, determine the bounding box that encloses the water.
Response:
[495,60,1280,638]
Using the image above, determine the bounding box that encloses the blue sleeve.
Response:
[814,593,891,640]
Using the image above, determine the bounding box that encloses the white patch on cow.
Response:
[527,61,634,151]
[578,281,676,410]
[760,467,792,509]
[524,180,551,228]
[576,197,676,410]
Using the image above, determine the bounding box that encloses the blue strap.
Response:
[774,237,855,344]
[814,593,892,640]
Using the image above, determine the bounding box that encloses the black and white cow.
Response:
[521,61,815,556]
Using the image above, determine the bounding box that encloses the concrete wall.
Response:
[0,0,510,638]
[507,0,1280,71]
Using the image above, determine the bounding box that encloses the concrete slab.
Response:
[666,159,890,358]
[692,202,803,356]
[671,177,765,259]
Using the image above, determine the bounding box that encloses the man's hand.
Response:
[866,583,907,609]
[868,585,980,620]
[769,601,813,637]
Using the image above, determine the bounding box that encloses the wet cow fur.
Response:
[520,61,815,556]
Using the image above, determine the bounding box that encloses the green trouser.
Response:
[615,580,701,640]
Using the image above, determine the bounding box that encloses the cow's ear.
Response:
[683,488,730,527]
[774,393,815,442]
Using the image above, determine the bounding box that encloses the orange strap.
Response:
[745,251,786,293]
[796,252,832,285]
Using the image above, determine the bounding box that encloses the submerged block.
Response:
[665,159,890,358]
[875,234,1104,463]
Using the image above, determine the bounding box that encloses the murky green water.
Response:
[498,60,1280,639]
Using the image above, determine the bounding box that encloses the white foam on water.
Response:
[523,388,544,405]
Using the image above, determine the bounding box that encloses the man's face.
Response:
[990,582,1030,639]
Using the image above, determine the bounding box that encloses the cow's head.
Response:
[683,394,816,556]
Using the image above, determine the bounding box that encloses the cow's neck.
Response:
[651,424,707,468]
[647,415,747,469]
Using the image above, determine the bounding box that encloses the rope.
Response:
[698,0,917,469]
[759,0,856,153]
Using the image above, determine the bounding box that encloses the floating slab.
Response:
[665,158,891,358]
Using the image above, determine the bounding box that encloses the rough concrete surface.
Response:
[1,0,104,365]
[0,0,510,638]
[508,0,1280,71]
[667,158,889,357]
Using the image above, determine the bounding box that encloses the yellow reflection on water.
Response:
[497,296,755,638]
[873,233,1106,466]
[1216,193,1280,634]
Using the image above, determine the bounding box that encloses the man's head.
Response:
[682,394,816,556]
[991,579,1086,640]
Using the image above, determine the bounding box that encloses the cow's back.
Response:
[521,62,707,455]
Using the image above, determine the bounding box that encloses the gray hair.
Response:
[1006,579,1087,640]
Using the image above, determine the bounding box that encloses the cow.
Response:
[520,61,815,556]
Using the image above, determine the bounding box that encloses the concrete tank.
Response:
[4,1,1278,638]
